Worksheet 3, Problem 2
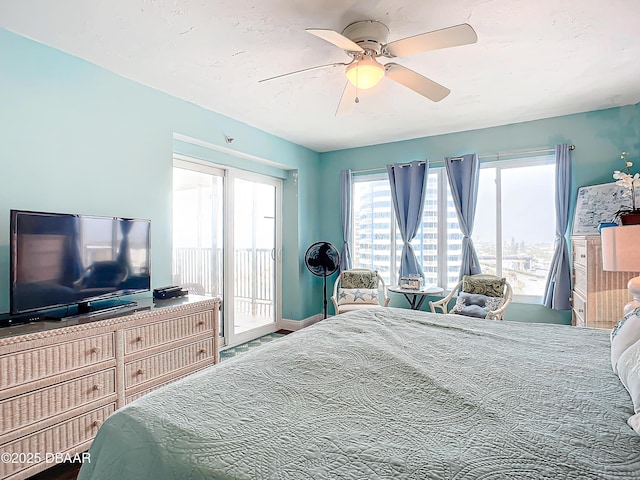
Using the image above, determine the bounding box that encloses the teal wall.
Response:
[2,26,639,325]
[0,27,322,320]
[319,104,640,324]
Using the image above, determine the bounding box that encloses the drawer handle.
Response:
[578,308,584,313]
[137,369,144,375]
[90,347,101,354]
[93,384,103,391]
[199,348,206,355]
[580,254,586,258]
[197,321,205,326]
[136,336,143,342]
[92,420,102,428]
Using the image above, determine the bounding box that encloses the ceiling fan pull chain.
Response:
[355,66,360,104]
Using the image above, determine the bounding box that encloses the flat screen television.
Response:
[10,210,151,316]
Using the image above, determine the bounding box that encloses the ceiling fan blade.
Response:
[306,28,364,53]
[335,82,357,116]
[382,23,477,58]
[259,62,348,83]
[384,63,450,102]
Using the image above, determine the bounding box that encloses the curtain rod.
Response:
[353,161,427,174]
[351,144,576,174]
[449,144,575,162]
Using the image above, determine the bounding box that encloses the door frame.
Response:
[173,155,283,348]
[225,168,282,347]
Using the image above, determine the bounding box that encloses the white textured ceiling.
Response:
[1,0,640,152]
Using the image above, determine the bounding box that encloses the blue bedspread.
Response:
[79,308,640,479]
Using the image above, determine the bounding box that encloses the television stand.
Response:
[0,296,220,480]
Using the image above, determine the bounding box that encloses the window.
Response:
[352,169,462,289]
[351,155,556,302]
[473,156,555,302]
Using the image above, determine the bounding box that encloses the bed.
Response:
[78,307,640,479]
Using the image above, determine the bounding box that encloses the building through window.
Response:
[352,169,462,290]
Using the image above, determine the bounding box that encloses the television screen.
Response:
[10,210,151,315]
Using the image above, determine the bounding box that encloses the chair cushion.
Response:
[450,292,504,318]
[611,310,640,374]
[337,288,379,305]
[462,275,506,297]
[341,271,378,289]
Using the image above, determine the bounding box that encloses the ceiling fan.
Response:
[259,20,477,115]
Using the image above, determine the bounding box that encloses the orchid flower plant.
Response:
[613,151,640,214]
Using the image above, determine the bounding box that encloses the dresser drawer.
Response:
[573,309,586,327]
[123,310,213,355]
[573,264,587,296]
[0,403,114,479]
[125,371,193,404]
[0,333,115,391]
[572,292,586,327]
[125,338,214,388]
[573,241,588,268]
[0,369,115,437]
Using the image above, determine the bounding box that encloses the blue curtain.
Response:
[387,161,428,282]
[543,144,572,310]
[339,169,353,271]
[445,153,481,280]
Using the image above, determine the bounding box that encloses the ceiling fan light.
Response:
[345,57,385,89]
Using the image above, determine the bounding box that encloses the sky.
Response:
[473,161,555,245]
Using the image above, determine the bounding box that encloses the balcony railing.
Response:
[172,247,273,318]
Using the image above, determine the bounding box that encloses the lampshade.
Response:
[601,225,640,272]
[345,57,385,89]
[601,224,640,315]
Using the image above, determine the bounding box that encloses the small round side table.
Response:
[388,286,444,310]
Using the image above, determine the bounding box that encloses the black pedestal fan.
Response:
[305,242,340,319]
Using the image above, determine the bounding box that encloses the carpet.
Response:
[219,332,286,361]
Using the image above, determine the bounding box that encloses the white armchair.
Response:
[331,269,390,315]
[429,274,512,321]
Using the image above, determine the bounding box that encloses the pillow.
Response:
[337,288,379,305]
[616,338,640,435]
[462,275,506,298]
[450,292,504,318]
[340,271,378,289]
[611,310,640,374]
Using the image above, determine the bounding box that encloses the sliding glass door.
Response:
[230,174,279,341]
[172,162,224,300]
[172,158,281,347]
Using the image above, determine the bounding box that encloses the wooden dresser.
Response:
[0,295,219,480]
[571,235,637,329]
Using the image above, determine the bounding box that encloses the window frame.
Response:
[477,154,556,304]
[350,153,556,304]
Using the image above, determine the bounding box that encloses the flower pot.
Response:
[620,212,640,225]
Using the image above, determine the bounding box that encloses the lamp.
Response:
[601,224,640,314]
[345,56,385,89]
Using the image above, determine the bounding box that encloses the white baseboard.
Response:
[279,313,326,331]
